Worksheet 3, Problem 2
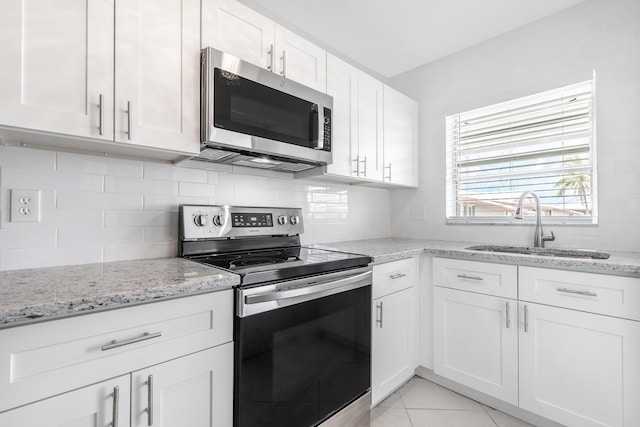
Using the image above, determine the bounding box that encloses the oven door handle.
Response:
[244,270,371,305]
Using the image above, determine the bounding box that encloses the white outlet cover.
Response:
[10,189,41,223]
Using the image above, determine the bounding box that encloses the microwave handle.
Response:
[312,104,324,150]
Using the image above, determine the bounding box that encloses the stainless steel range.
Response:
[179,205,372,427]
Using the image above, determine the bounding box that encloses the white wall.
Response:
[388,0,640,252]
[0,145,390,271]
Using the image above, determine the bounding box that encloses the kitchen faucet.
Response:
[514,191,555,248]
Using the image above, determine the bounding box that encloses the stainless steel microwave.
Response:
[199,47,333,172]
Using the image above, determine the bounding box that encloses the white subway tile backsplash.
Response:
[57,152,143,177]
[57,191,143,210]
[0,246,103,270]
[0,146,393,271]
[0,146,56,171]
[58,227,144,246]
[178,182,217,198]
[1,168,103,192]
[144,162,207,183]
[105,176,178,196]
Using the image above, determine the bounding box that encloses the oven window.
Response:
[234,285,371,427]
[214,68,318,148]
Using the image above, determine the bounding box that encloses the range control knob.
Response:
[212,215,224,227]
[193,214,208,227]
[277,215,288,225]
[290,215,300,225]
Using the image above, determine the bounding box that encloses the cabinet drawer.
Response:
[0,290,233,412]
[373,257,417,299]
[433,258,517,299]
[519,267,640,321]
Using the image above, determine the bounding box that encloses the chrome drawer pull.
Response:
[456,274,484,281]
[146,375,154,426]
[524,305,529,333]
[376,301,383,328]
[112,386,120,427]
[389,273,407,280]
[557,287,598,297]
[98,94,104,136]
[505,301,511,329]
[102,331,162,351]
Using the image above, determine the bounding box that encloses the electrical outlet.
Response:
[10,189,41,223]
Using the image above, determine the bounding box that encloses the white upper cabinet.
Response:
[201,0,275,69]
[326,54,358,177]
[383,86,419,187]
[0,0,114,140]
[0,0,200,157]
[356,71,384,181]
[273,26,326,92]
[115,0,200,153]
[202,0,327,92]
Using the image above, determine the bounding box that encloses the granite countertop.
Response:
[316,238,640,278]
[0,258,239,329]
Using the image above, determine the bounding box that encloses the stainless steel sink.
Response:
[465,245,610,260]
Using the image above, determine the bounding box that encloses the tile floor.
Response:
[371,376,535,427]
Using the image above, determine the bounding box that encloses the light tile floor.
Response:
[371,377,535,427]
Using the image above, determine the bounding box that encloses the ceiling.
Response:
[239,0,587,78]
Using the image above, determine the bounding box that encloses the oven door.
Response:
[234,268,371,427]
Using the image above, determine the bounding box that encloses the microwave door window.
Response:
[214,69,317,148]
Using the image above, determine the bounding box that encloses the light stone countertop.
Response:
[0,258,239,329]
[315,238,640,277]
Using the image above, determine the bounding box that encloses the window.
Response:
[445,79,596,224]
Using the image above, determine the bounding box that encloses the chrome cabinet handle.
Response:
[280,50,286,77]
[360,156,367,176]
[146,375,154,426]
[376,301,383,328]
[267,44,274,71]
[456,274,484,281]
[557,287,598,297]
[524,305,529,333]
[126,101,133,140]
[384,164,392,181]
[353,155,360,175]
[112,386,120,427]
[102,331,162,351]
[98,94,104,136]
[505,301,511,329]
[389,273,406,280]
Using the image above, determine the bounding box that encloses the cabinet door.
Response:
[383,86,419,187]
[201,0,275,69]
[433,287,518,405]
[0,0,114,139]
[519,302,640,427]
[326,54,358,177]
[356,71,384,181]
[274,25,327,92]
[115,0,200,154]
[372,286,418,406]
[0,375,130,427]
[132,344,233,427]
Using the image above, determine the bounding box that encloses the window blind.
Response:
[445,80,596,224]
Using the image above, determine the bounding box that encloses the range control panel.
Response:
[180,205,303,240]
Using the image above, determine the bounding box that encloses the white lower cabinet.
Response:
[132,344,233,427]
[0,375,131,427]
[433,257,640,427]
[371,257,419,406]
[433,286,518,405]
[0,291,233,426]
[519,302,640,427]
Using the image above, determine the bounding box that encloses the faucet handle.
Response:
[543,230,556,243]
